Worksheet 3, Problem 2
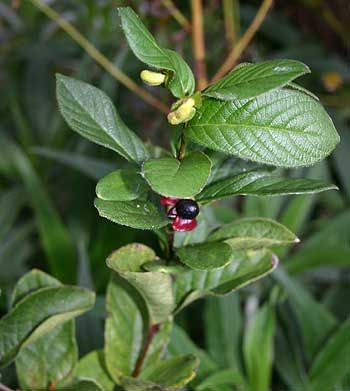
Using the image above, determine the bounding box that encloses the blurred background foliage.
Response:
[0,0,350,390]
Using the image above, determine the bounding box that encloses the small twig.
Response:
[211,0,273,82]
[0,383,16,391]
[191,0,208,90]
[223,0,238,50]
[132,324,160,377]
[28,0,168,113]
[161,0,191,32]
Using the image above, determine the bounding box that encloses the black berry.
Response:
[175,199,199,220]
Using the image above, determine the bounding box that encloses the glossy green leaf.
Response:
[139,355,199,388]
[94,199,168,230]
[0,286,95,367]
[56,74,149,163]
[142,152,211,198]
[274,268,337,360]
[176,242,233,270]
[186,89,339,167]
[243,305,276,391]
[173,249,278,310]
[204,60,310,100]
[197,170,337,202]
[106,244,175,324]
[308,317,350,391]
[96,168,148,201]
[118,7,195,98]
[209,217,298,250]
[75,350,114,391]
[14,270,78,391]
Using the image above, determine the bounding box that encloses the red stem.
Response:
[132,324,160,377]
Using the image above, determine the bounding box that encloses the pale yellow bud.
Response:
[167,98,196,125]
[140,70,166,86]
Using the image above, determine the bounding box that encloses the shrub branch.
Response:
[161,0,192,32]
[212,0,273,82]
[191,0,208,90]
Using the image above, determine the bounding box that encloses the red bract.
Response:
[172,216,197,232]
[160,196,179,206]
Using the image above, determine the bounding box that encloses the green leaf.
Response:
[142,152,211,198]
[139,355,199,388]
[96,168,148,201]
[204,60,310,100]
[197,171,337,202]
[11,269,61,307]
[94,199,168,230]
[209,217,298,250]
[142,320,173,371]
[243,305,276,391]
[308,317,350,391]
[118,7,195,98]
[75,350,114,391]
[0,286,95,367]
[168,325,218,385]
[56,74,149,163]
[14,270,78,391]
[274,268,337,360]
[16,323,77,391]
[106,244,175,324]
[104,276,143,383]
[287,82,319,101]
[104,276,172,384]
[121,377,162,391]
[186,89,339,167]
[173,249,278,310]
[176,242,233,270]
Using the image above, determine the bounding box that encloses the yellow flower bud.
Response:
[140,70,166,86]
[167,98,196,125]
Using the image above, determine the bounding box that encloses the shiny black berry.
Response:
[175,199,199,220]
